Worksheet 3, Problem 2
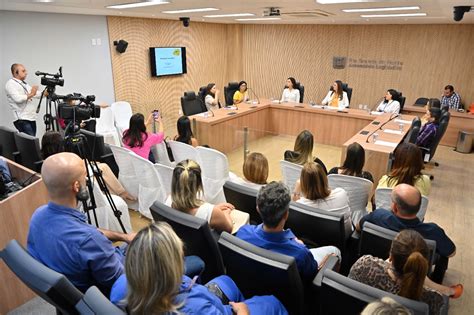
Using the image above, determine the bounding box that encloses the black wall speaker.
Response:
[113,40,128,53]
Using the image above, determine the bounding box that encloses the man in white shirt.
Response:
[5,64,44,136]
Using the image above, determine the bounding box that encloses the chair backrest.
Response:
[180,91,207,116]
[218,232,305,315]
[154,163,173,198]
[150,201,224,283]
[279,160,303,192]
[359,222,437,274]
[405,117,422,144]
[151,142,175,167]
[297,82,304,103]
[223,180,260,224]
[1,240,83,314]
[319,269,429,315]
[224,82,240,105]
[196,146,229,203]
[0,126,19,161]
[374,188,428,221]
[75,286,125,315]
[108,145,139,207]
[327,174,372,224]
[79,130,106,161]
[341,82,353,103]
[14,132,43,172]
[110,101,133,131]
[286,201,348,251]
[399,96,406,111]
[95,107,116,133]
[414,97,429,106]
[169,140,199,164]
[424,111,450,162]
[198,86,207,104]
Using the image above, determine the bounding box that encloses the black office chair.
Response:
[399,95,406,111]
[218,232,305,315]
[316,269,429,315]
[359,222,437,275]
[404,116,422,144]
[180,91,207,116]
[1,239,83,314]
[222,181,260,224]
[14,132,43,172]
[150,201,224,283]
[421,111,450,166]
[342,82,353,104]
[75,286,125,315]
[414,97,430,107]
[286,202,349,254]
[224,82,240,106]
[0,126,20,161]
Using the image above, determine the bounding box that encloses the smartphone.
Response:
[152,110,160,119]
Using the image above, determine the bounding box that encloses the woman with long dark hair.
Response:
[416,107,441,148]
[233,81,249,105]
[174,116,198,147]
[280,77,300,103]
[376,89,401,114]
[329,142,373,182]
[322,80,349,108]
[204,83,221,111]
[122,112,164,162]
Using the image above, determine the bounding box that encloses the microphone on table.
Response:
[247,87,260,106]
[365,113,399,143]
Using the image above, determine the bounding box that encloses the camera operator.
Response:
[5,64,47,136]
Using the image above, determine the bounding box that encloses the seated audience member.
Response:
[284,129,328,174]
[416,107,441,148]
[204,83,221,111]
[321,80,349,108]
[349,229,449,315]
[377,142,431,196]
[110,222,288,314]
[233,80,249,105]
[229,152,269,190]
[328,142,374,182]
[361,297,412,315]
[357,184,459,285]
[41,131,136,201]
[27,152,135,296]
[174,116,198,147]
[236,181,341,282]
[166,159,246,234]
[440,84,461,110]
[421,98,441,125]
[122,112,164,162]
[293,162,352,234]
[280,77,300,103]
[375,89,401,114]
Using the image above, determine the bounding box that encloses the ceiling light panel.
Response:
[236,17,281,21]
[343,6,420,13]
[360,13,427,18]
[204,13,254,18]
[162,8,219,14]
[107,1,170,9]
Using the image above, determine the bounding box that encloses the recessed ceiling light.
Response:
[162,8,219,14]
[204,13,254,18]
[33,0,55,2]
[107,1,169,9]
[360,13,427,18]
[343,6,420,13]
[236,17,281,21]
[317,0,373,4]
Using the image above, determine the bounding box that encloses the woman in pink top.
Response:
[122,112,164,162]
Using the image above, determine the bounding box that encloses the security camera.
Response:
[180,17,190,27]
[453,6,471,22]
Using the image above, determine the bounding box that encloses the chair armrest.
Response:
[312,255,339,287]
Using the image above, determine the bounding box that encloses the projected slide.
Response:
[153,47,185,76]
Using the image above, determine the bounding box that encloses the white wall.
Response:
[0,11,115,138]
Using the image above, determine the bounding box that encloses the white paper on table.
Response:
[225,106,237,110]
[374,140,398,148]
[383,129,403,135]
[394,118,412,124]
[371,111,383,115]
[311,104,326,109]
[197,112,209,117]
[272,100,280,104]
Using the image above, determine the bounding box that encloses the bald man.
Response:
[27,152,135,295]
[5,64,44,136]
[357,183,455,282]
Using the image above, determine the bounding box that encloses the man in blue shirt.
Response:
[357,183,456,282]
[27,152,136,295]
[236,181,340,282]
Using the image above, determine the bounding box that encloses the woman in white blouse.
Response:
[204,83,221,111]
[322,80,349,109]
[280,77,300,103]
[376,89,400,114]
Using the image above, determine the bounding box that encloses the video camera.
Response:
[57,93,101,121]
[35,67,64,90]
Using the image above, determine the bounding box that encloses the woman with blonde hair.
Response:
[229,152,269,190]
[284,130,327,174]
[110,222,288,314]
[166,159,237,233]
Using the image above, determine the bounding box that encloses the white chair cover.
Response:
[279,160,303,192]
[328,174,373,224]
[197,146,229,204]
[111,101,133,137]
[169,140,199,164]
[154,163,174,199]
[151,142,175,167]
[128,153,166,219]
[108,145,139,210]
[95,107,121,146]
[374,187,428,222]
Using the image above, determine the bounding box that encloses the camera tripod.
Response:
[64,128,127,233]
[36,86,60,132]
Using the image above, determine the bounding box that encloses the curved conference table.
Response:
[191,99,415,184]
